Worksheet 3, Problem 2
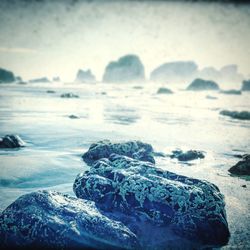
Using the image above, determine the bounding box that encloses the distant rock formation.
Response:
[103,54,145,83]
[157,87,173,94]
[29,77,51,83]
[229,154,250,175]
[220,89,241,95]
[0,68,15,83]
[75,69,96,83]
[206,95,218,100]
[0,135,25,148]
[219,110,250,120]
[187,78,220,91]
[150,61,198,83]
[60,93,79,98]
[52,76,60,82]
[241,80,250,91]
[170,149,205,161]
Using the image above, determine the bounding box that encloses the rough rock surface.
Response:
[0,190,138,250]
[150,61,198,83]
[0,68,15,83]
[75,69,96,83]
[220,110,250,120]
[170,149,205,161]
[82,140,155,165]
[0,135,25,148]
[60,93,79,98]
[29,77,51,83]
[187,78,219,91]
[103,55,145,83]
[242,80,250,91]
[220,89,241,95]
[229,154,250,175]
[157,87,173,94]
[74,153,230,248]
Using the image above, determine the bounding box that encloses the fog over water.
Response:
[0,0,250,81]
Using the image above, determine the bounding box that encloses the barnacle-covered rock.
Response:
[170,149,205,161]
[0,134,25,148]
[0,190,139,250]
[74,154,230,248]
[82,140,155,165]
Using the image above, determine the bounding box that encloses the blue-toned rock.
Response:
[171,149,205,161]
[74,154,230,248]
[241,79,250,91]
[220,110,250,120]
[0,134,25,148]
[0,68,15,83]
[229,154,250,175]
[82,140,155,165]
[187,78,219,91]
[0,190,138,250]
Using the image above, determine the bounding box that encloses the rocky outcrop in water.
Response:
[242,80,250,91]
[0,135,25,148]
[29,77,51,83]
[74,152,230,248]
[103,55,145,83]
[220,110,250,120]
[75,69,96,83]
[229,154,250,175]
[60,93,79,98]
[82,140,155,165]
[0,190,138,250]
[187,78,219,91]
[220,89,241,95]
[0,68,15,83]
[170,149,205,161]
[157,87,173,94]
[150,61,198,83]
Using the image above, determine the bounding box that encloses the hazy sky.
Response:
[0,0,250,81]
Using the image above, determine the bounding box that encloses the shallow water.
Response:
[0,82,249,249]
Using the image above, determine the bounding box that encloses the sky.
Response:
[0,0,250,82]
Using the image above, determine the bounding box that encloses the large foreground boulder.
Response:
[0,135,25,148]
[187,78,219,91]
[0,68,15,83]
[103,55,145,83]
[82,140,155,165]
[0,190,138,250]
[229,154,250,175]
[75,69,96,83]
[241,80,250,91]
[74,153,230,248]
[220,110,250,120]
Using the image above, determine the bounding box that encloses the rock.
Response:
[103,55,145,83]
[242,185,247,188]
[157,87,173,94]
[52,76,60,82]
[229,154,250,175]
[0,190,138,250]
[0,135,25,148]
[15,76,22,82]
[29,77,51,83]
[46,90,56,93]
[187,78,219,91]
[206,95,218,100]
[170,149,205,161]
[17,81,27,85]
[220,89,241,95]
[82,140,155,165]
[60,93,79,98]
[75,69,96,83]
[0,68,15,83]
[69,114,79,119]
[241,79,250,91]
[220,110,250,120]
[74,153,230,248]
[150,61,198,83]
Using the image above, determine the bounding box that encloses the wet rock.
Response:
[0,135,25,148]
[206,95,218,100]
[29,77,51,83]
[82,140,155,165]
[220,89,241,95]
[242,185,247,188]
[0,190,138,250]
[74,153,230,248]
[229,154,250,175]
[69,114,79,119]
[157,87,173,94]
[220,110,250,120]
[75,69,96,83]
[60,93,79,98]
[17,81,27,85]
[170,149,205,161]
[241,79,250,91]
[46,90,56,93]
[103,55,145,83]
[187,78,219,91]
[0,68,15,83]
[150,61,198,83]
